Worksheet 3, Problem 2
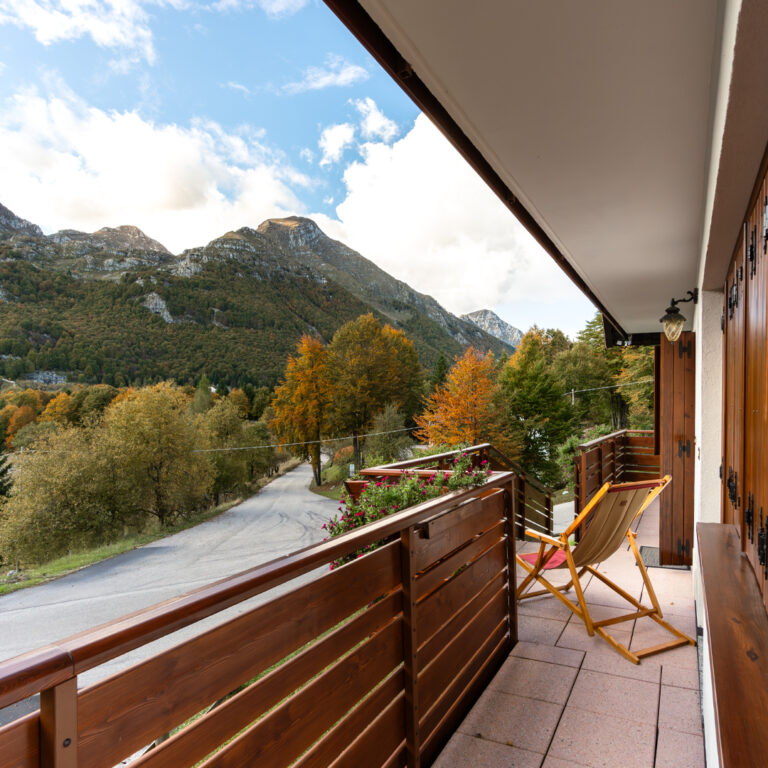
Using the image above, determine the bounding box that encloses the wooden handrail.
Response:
[0,471,515,710]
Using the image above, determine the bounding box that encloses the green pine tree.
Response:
[0,452,13,497]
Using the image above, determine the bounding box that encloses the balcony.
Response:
[0,444,705,767]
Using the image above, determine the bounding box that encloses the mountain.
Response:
[0,205,509,387]
[0,203,43,239]
[461,309,523,349]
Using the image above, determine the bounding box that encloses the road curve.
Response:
[0,463,338,724]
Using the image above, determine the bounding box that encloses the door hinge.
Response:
[763,195,768,253]
[748,226,757,277]
[738,265,744,282]
[721,312,725,333]
[678,339,692,358]
[719,462,723,480]
[746,492,755,541]
[677,539,691,560]
[678,439,691,458]
[728,282,738,319]
[727,467,739,508]
[758,509,766,569]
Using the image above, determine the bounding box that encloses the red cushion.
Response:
[519,550,567,570]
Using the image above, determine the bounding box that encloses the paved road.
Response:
[0,463,337,724]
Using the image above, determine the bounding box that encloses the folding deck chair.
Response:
[516,476,696,664]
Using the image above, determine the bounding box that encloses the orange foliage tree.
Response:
[415,347,509,450]
[269,335,332,485]
[6,405,36,447]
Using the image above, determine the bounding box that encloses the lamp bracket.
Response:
[668,289,698,310]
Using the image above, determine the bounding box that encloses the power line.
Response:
[565,377,654,397]
[191,426,417,454]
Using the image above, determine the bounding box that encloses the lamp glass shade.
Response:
[662,313,685,342]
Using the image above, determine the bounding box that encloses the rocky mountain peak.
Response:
[0,203,44,238]
[93,225,171,254]
[257,216,322,250]
[461,309,523,349]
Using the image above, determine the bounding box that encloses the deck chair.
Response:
[516,476,695,664]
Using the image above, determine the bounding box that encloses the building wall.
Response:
[692,289,723,767]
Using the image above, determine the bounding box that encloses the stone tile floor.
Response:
[434,499,705,768]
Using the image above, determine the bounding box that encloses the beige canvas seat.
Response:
[516,476,696,664]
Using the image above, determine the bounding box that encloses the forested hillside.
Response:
[0,207,509,386]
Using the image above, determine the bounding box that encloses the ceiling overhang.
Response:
[325,1,725,336]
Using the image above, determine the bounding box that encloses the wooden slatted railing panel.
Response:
[77,541,401,768]
[0,467,518,768]
[0,712,39,768]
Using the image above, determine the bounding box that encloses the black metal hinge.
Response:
[719,462,723,480]
[758,509,766,570]
[763,195,768,253]
[678,339,692,358]
[721,312,725,333]
[677,539,691,559]
[678,439,691,458]
[728,281,738,319]
[727,467,738,508]
[748,226,757,277]
[746,492,755,541]
[738,265,744,282]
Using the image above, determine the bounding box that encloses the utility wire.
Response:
[565,377,653,397]
[191,426,417,454]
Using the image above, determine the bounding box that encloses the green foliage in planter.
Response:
[323,452,491,568]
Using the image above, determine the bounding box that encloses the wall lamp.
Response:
[660,289,698,342]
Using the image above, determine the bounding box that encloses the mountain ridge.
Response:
[0,204,510,386]
[461,309,523,349]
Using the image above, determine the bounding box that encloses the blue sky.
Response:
[0,0,595,336]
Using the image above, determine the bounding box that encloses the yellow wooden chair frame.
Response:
[516,476,696,664]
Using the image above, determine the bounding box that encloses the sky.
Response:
[0,0,596,337]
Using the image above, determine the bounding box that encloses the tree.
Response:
[0,453,12,497]
[429,354,448,391]
[415,347,507,448]
[617,346,655,429]
[250,386,271,420]
[328,314,422,468]
[227,388,250,419]
[270,335,332,485]
[499,330,573,485]
[192,374,213,414]
[40,392,75,425]
[199,398,248,504]
[6,405,36,447]
[101,383,213,525]
[365,404,413,464]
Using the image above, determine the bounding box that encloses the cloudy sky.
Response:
[0,0,596,336]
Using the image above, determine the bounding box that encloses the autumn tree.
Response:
[270,335,332,485]
[227,388,250,419]
[6,405,36,447]
[327,314,422,469]
[415,347,507,448]
[40,392,75,425]
[199,398,248,504]
[616,346,655,429]
[365,404,413,464]
[192,374,213,414]
[499,330,573,485]
[101,383,213,525]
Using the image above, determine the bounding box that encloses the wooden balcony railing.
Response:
[572,429,659,537]
[0,459,518,768]
[358,443,553,539]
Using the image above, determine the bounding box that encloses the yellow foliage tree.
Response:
[40,392,74,425]
[270,335,332,485]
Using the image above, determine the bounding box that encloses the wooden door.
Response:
[659,331,695,565]
[722,241,745,531]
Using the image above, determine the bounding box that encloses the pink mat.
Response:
[519,549,567,569]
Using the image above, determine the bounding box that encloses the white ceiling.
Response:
[359,0,722,333]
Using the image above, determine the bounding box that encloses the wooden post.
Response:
[578,450,587,515]
[503,480,518,645]
[546,491,553,537]
[515,473,526,540]
[40,677,77,768]
[400,526,421,768]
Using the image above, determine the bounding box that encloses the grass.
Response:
[554,487,575,504]
[0,458,302,596]
[309,481,345,502]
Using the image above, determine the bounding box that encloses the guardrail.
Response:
[572,429,659,537]
[358,444,553,539]
[0,466,518,768]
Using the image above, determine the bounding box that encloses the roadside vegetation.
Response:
[0,310,652,581]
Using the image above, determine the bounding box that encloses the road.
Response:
[0,463,337,724]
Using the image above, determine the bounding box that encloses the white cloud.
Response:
[212,0,306,13]
[318,122,354,167]
[283,54,368,95]
[223,81,251,97]
[0,0,304,65]
[0,85,308,252]
[0,0,159,63]
[353,97,398,142]
[314,115,595,337]
[300,147,314,163]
